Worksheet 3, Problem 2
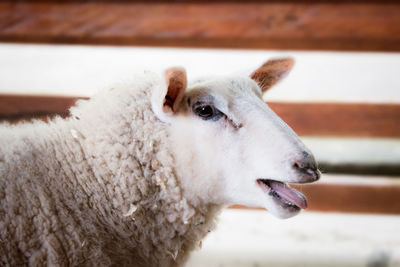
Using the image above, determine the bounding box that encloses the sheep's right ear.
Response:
[251,58,294,93]
[152,67,187,122]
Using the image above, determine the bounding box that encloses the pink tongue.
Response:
[269,181,308,209]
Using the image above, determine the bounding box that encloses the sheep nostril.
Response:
[293,161,310,171]
[293,160,320,182]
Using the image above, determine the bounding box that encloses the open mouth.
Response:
[256,179,307,211]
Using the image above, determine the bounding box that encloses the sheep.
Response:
[0,58,320,267]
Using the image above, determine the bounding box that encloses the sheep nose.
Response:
[293,153,320,183]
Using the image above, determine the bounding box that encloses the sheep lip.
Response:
[256,179,308,210]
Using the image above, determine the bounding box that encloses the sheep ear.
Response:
[163,67,187,113]
[250,58,294,93]
[152,67,187,122]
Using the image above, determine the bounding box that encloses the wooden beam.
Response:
[268,102,400,138]
[318,162,400,177]
[1,94,400,137]
[0,94,83,116]
[0,1,400,51]
[297,179,400,214]
[231,176,400,214]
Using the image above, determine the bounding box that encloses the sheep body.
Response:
[0,73,220,266]
[0,59,320,266]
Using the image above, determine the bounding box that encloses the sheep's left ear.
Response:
[251,58,294,93]
[152,67,187,121]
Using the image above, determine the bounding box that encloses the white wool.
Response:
[0,72,221,266]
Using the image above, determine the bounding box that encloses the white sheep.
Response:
[0,58,319,266]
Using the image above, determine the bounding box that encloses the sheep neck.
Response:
[59,86,222,266]
[0,77,223,266]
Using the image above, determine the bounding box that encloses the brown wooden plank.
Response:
[0,1,400,51]
[296,180,400,214]
[1,94,400,137]
[0,94,80,123]
[268,102,400,138]
[231,177,400,214]
[0,94,84,116]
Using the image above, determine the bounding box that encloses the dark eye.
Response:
[192,103,224,121]
[194,105,214,118]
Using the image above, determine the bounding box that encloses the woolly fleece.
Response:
[0,73,221,266]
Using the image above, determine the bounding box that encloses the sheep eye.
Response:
[192,100,223,121]
[194,105,214,118]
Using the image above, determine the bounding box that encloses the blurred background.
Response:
[0,1,399,266]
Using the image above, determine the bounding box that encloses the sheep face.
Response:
[152,59,320,219]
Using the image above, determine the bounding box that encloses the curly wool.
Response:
[0,73,221,266]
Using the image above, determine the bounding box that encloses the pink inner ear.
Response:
[164,68,187,112]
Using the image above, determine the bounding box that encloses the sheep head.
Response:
[151,58,320,219]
